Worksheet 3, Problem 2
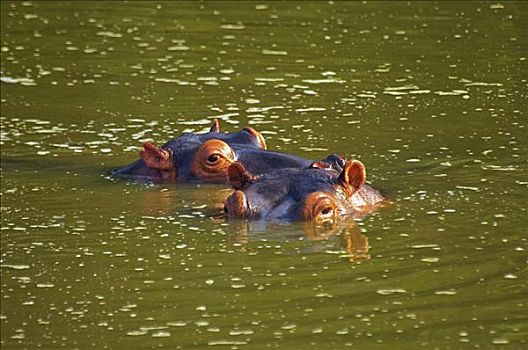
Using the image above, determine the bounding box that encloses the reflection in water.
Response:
[140,186,175,214]
[226,219,370,262]
[138,186,370,262]
[302,220,370,262]
[139,184,230,216]
[340,224,370,262]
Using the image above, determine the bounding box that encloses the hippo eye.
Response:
[207,154,220,164]
[321,207,333,216]
[192,139,236,182]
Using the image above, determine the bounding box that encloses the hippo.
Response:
[113,119,345,183]
[223,159,384,223]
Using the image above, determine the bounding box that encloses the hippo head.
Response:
[113,119,267,182]
[223,159,382,223]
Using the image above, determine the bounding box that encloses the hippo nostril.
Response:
[224,190,248,218]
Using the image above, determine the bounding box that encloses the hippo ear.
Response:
[209,118,220,132]
[227,162,255,190]
[242,127,267,150]
[309,161,331,170]
[338,160,366,193]
[140,142,174,170]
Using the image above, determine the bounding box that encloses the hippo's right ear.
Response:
[209,118,221,132]
[227,162,255,190]
[338,160,366,195]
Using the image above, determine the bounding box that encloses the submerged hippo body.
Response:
[113,119,345,183]
[224,159,384,223]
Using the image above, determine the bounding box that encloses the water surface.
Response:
[1,1,527,349]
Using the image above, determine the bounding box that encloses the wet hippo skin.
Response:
[113,119,345,183]
[224,159,384,223]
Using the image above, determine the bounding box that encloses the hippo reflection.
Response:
[113,119,345,184]
[226,219,371,262]
[224,159,384,223]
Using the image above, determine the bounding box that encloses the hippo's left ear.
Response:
[309,161,332,170]
[338,160,366,194]
[227,162,255,190]
[140,142,174,170]
[209,118,221,132]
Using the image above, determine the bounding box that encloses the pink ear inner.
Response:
[140,142,174,170]
[309,161,331,170]
[339,160,366,193]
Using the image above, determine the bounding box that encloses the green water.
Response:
[1,1,527,349]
